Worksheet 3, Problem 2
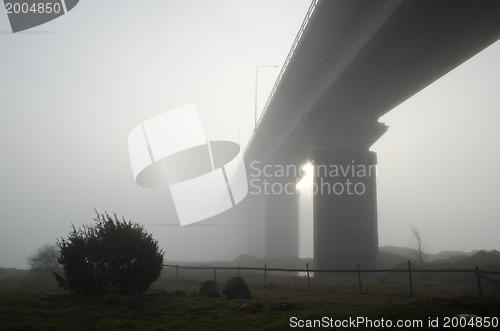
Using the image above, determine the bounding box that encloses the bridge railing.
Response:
[246,0,320,151]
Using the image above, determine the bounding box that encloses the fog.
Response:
[1,0,499,269]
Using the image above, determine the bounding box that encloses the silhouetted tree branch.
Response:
[409,225,427,267]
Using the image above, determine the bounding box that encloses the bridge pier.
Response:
[300,116,386,270]
[312,148,379,269]
[265,176,299,259]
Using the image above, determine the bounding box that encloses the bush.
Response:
[55,211,164,295]
[27,243,62,275]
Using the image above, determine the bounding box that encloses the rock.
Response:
[222,277,251,299]
[199,279,221,297]
[119,297,144,309]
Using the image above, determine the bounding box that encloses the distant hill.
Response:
[378,250,408,269]
[426,250,475,262]
[379,246,474,263]
[427,250,500,270]
[389,250,500,271]
[379,246,411,258]
[169,254,314,269]
[168,248,499,271]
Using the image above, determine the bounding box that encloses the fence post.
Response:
[306,263,311,291]
[264,264,267,288]
[214,268,217,283]
[408,260,413,296]
[357,263,362,294]
[176,264,179,282]
[475,266,482,296]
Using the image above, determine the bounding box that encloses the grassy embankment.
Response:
[0,267,499,330]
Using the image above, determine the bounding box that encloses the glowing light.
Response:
[296,162,313,189]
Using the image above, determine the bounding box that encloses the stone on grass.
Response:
[199,279,221,297]
[222,276,251,299]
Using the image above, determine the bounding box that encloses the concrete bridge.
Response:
[239,0,500,269]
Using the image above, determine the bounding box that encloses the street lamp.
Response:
[254,65,278,130]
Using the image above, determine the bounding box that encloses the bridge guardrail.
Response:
[246,0,320,153]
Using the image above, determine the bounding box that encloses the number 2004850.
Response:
[5,2,62,14]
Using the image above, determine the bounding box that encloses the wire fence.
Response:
[163,261,500,297]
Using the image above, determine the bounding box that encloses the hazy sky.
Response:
[1,1,499,269]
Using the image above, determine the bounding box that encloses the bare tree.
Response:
[409,225,427,267]
[27,243,62,274]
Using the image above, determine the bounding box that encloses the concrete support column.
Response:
[244,192,267,259]
[265,177,299,259]
[313,149,378,269]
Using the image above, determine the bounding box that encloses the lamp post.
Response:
[254,65,278,130]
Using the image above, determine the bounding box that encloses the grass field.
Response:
[1,268,499,330]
